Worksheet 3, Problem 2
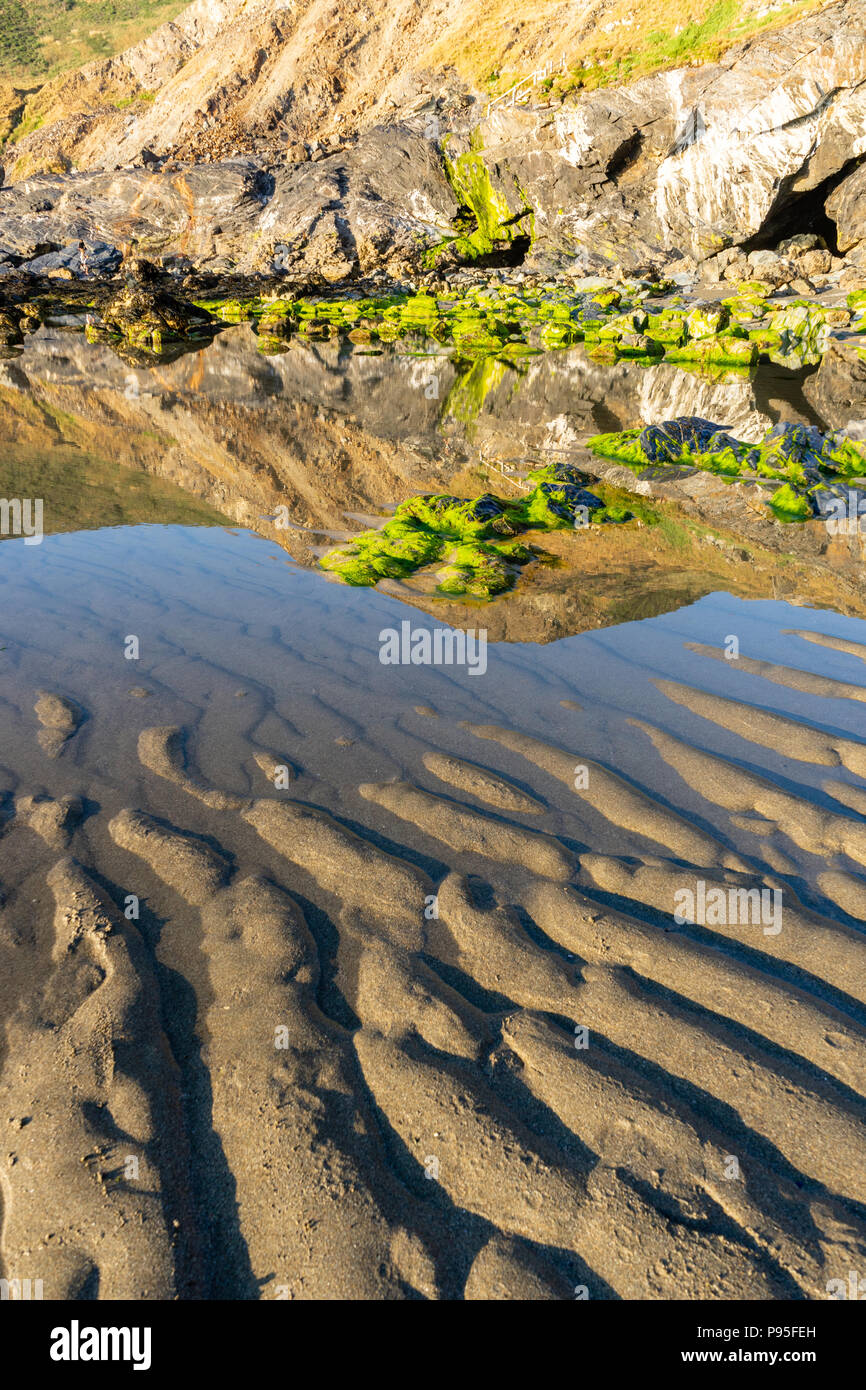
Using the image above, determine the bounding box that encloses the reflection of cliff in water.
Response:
[1,323,860,644]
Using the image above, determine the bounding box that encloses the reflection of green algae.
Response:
[437,541,515,597]
[768,483,812,522]
[320,469,628,598]
[442,357,511,430]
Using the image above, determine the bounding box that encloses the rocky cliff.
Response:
[0,0,864,282]
[455,0,866,273]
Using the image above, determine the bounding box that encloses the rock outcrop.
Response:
[1,0,865,281]
[448,0,866,273]
[827,162,866,265]
[0,128,458,282]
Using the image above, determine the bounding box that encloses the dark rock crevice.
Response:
[744,151,866,256]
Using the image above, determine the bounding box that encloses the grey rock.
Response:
[826,161,866,258]
[799,248,833,276]
[803,339,866,430]
[0,0,864,282]
[777,233,822,255]
[25,240,121,277]
[444,0,866,273]
[747,250,795,286]
[0,128,458,285]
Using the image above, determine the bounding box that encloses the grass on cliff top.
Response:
[554,0,827,94]
[0,0,187,84]
[427,0,830,98]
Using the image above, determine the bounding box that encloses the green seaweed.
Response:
[193,278,847,377]
[436,541,515,597]
[434,144,534,266]
[319,517,445,586]
[319,468,624,597]
[587,417,866,522]
[664,334,757,366]
[768,483,812,522]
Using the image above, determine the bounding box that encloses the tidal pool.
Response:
[0,318,864,1302]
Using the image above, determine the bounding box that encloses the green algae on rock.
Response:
[319,467,627,598]
[91,280,213,354]
[588,417,866,521]
[192,278,863,373]
[429,141,535,267]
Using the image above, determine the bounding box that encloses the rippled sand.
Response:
[0,525,864,1299]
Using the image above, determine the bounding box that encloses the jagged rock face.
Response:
[826,162,866,263]
[451,0,866,272]
[0,129,458,280]
[250,128,458,278]
[1,0,865,279]
[0,163,272,263]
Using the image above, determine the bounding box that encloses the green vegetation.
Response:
[428,144,534,266]
[0,1,43,76]
[319,466,634,598]
[621,0,741,72]
[547,0,823,98]
[0,0,187,84]
[196,280,856,375]
[426,0,826,100]
[109,89,156,109]
[6,108,45,145]
[587,418,866,522]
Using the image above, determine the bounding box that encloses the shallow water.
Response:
[1,518,864,916]
[1,322,865,1300]
[1,320,854,631]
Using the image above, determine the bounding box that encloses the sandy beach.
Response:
[1,522,864,1299]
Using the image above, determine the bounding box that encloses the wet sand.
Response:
[0,523,864,1299]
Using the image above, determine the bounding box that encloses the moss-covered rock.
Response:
[319,467,620,597]
[192,278,849,375]
[319,517,446,586]
[685,304,729,339]
[588,416,866,522]
[665,334,757,366]
[436,541,515,598]
[395,491,518,538]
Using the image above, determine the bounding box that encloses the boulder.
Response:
[799,248,833,276]
[803,338,866,431]
[25,240,121,277]
[723,258,754,283]
[747,249,795,286]
[777,233,823,256]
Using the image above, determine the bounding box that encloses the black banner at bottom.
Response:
[1,1296,857,1376]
